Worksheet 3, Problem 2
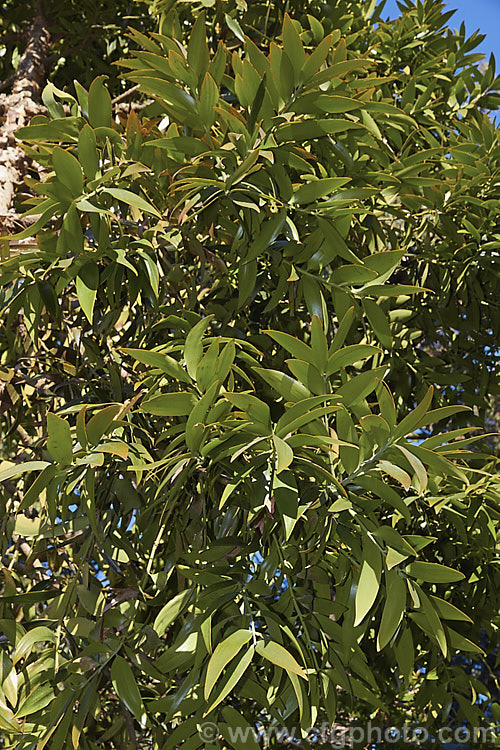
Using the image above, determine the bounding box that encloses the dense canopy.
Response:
[0,0,499,748]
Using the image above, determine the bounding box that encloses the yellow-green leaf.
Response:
[255,640,307,679]
[47,413,72,465]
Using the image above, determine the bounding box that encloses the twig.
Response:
[112,84,140,105]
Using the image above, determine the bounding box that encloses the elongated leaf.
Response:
[378,460,411,490]
[406,562,465,583]
[111,656,146,725]
[447,628,484,655]
[396,444,428,492]
[13,627,57,665]
[255,640,307,678]
[88,76,112,128]
[377,569,406,650]
[103,188,160,217]
[187,12,209,76]
[15,684,54,719]
[354,540,382,626]
[0,462,50,483]
[184,316,213,380]
[363,299,392,349]
[394,386,434,438]
[52,147,84,196]
[336,366,387,407]
[204,630,253,700]
[291,177,351,204]
[76,261,99,325]
[327,344,380,375]
[153,589,193,636]
[47,413,72,465]
[122,348,190,383]
[204,647,254,715]
[78,124,99,180]
[273,435,293,473]
[253,368,311,402]
[429,596,472,623]
[86,404,121,445]
[264,330,314,364]
[0,589,62,604]
[141,392,196,416]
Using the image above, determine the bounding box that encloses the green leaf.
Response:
[225,393,270,427]
[330,306,356,352]
[406,562,465,583]
[15,684,54,719]
[134,77,197,115]
[18,464,58,512]
[327,344,380,375]
[0,589,62,604]
[315,94,360,113]
[0,461,50,483]
[291,177,351,204]
[396,444,428,492]
[354,540,382,626]
[111,656,146,726]
[415,588,448,657]
[245,211,286,262]
[204,630,253,700]
[447,628,484,655]
[282,14,305,73]
[153,590,193,636]
[187,12,209,76]
[13,627,57,665]
[416,405,471,429]
[273,435,293,474]
[363,299,392,349]
[184,316,213,380]
[78,124,99,180]
[76,261,99,325]
[220,706,260,750]
[253,368,311,402]
[276,395,341,436]
[52,146,84,196]
[186,381,220,452]
[409,443,468,482]
[394,386,434,439]
[198,73,219,128]
[121,348,190,383]
[429,596,472,623]
[238,260,257,306]
[204,647,254,716]
[377,569,406,650]
[255,640,307,678]
[47,413,72,465]
[264,330,314,365]
[141,392,196,416]
[286,359,324,394]
[310,314,328,372]
[86,404,121,445]
[225,14,245,43]
[302,34,333,80]
[336,366,387,407]
[378,460,411,490]
[103,188,160,218]
[376,379,397,427]
[88,76,112,129]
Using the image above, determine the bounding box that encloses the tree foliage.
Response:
[0,0,499,747]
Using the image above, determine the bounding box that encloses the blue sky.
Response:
[382,0,500,63]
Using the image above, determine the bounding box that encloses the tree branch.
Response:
[0,4,51,223]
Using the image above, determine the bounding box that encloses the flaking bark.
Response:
[0,7,51,230]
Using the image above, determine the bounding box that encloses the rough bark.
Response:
[0,7,51,231]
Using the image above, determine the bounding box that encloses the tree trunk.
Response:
[0,7,51,231]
